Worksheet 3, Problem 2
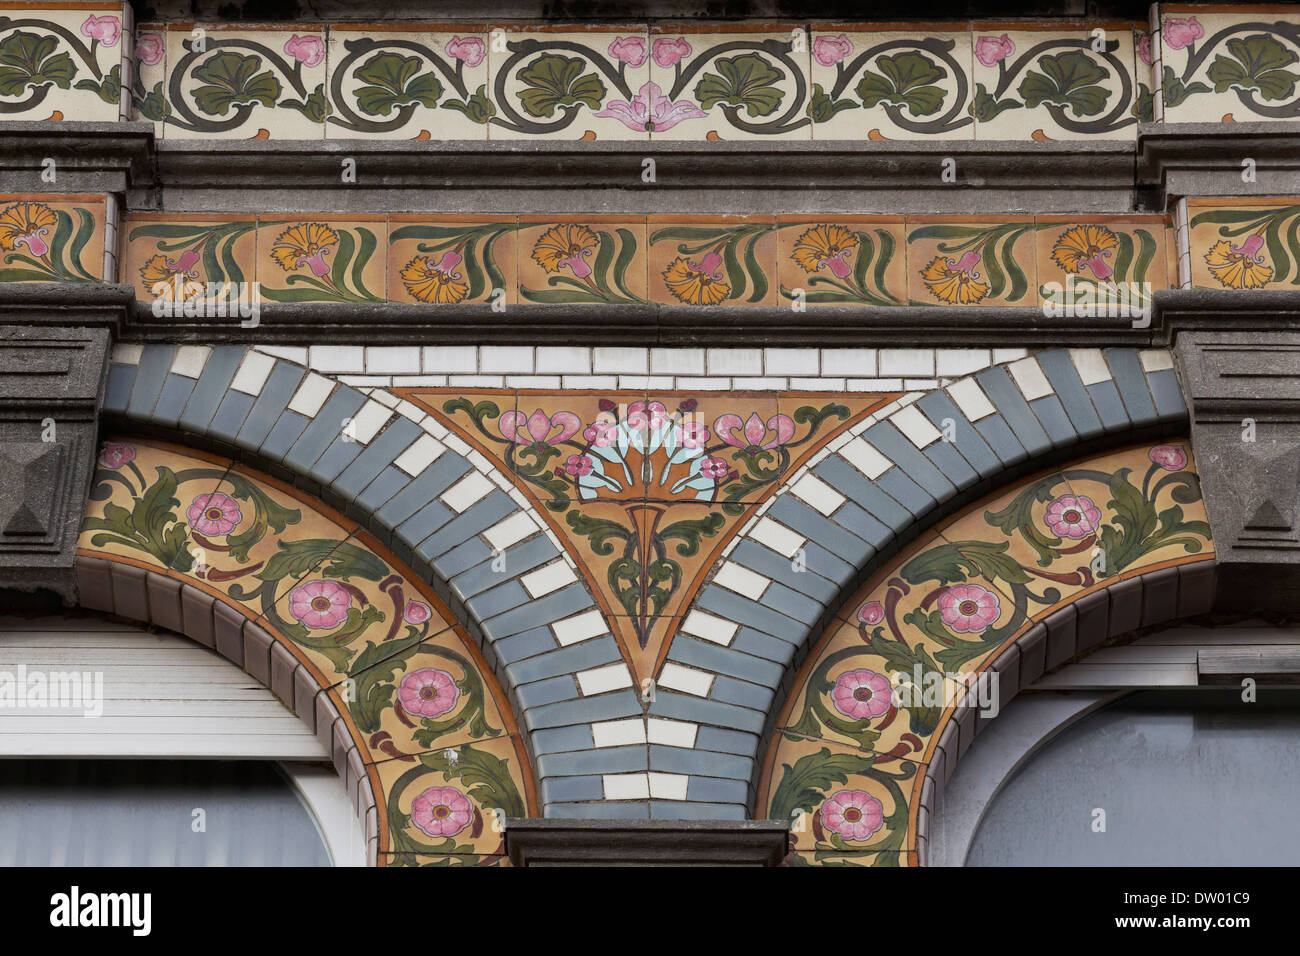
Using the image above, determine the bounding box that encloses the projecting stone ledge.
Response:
[504,819,789,866]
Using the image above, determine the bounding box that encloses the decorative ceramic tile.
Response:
[647,215,779,307]
[162,23,328,139]
[381,852,509,867]
[130,21,167,133]
[516,216,648,304]
[969,21,1138,140]
[807,23,976,141]
[325,25,491,140]
[487,24,651,141]
[647,23,812,141]
[757,442,1215,863]
[0,2,125,122]
[775,216,907,306]
[1033,214,1169,307]
[387,215,519,305]
[1186,196,1300,289]
[121,213,257,304]
[78,438,537,849]
[905,215,1040,306]
[255,216,387,303]
[399,387,896,686]
[0,193,104,282]
[1159,5,1300,124]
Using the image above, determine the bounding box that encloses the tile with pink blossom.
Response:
[162,23,328,139]
[254,215,387,304]
[0,2,127,122]
[969,21,1138,140]
[1157,6,1300,124]
[325,26,490,141]
[807,23,976,141]
[131,22,169,135]
[647,24,812,141]
[487,25,650,141]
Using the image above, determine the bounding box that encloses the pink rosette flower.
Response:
[700,456,730,480]
[136,33,164,66]
[594,81,706,132]
[499,408,581,445]
[559,454,594,478]
[409,786,473,838]
[713,412,796,450]
[80,14,120,47]
[857,600,884,627]
[398,668,460,720]
[187,492,243,537]
[284,34,324,67]
[404,600,432,625]
[975,33,1015,67]
[584,420,619,447]
[679,421,710,448]
[627,400,668,431]
[1137,34,1153,66]
[652,36,692,68]
[97,442,135,469]
[813,34,853,67]
[821,790,885,842]
[608,36,647,67]
[446,36,486,67]
[288,579,352,630]
[1163,16,1204,52]
[1044,494,1101,540]
[939,584,1000,634]
[1149,445,1188,471]
[831,669,893,721]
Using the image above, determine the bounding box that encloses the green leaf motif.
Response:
[515,53,605,118]
[281,82,331,122]
[74,63,120,105]
[967,81,1022,122]
[695,52,786,118]
[1132,83,1154,123]
[422,745,525,819]
[1161,65,1212,108]
[806,82,857,122]
[84,467,193,572]
[1018,50,1111,116]
[442,83,496,123]
[768,748,874,823]
[0,30,76,97]
[191,52,281,115]
[1207,33,1300,101]
[353,52,442,116]
[132,79,171,120]
[855,51,947,116]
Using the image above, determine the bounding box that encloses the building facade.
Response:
[0,0,1297,866]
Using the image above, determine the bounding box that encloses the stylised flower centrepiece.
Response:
[187,492,243,537]
[920,251,990,305]
[594,81,706,132]
[398,668,460,719]
[1205,236,1273,289]
[821,790,885,842]
[1044,494,1101,539]
[663,252,731,305]
[401,252,470,303]
[532,224,600,278]
[1052,225,1120,280]
[499,408,581,445]
[831,669,893,721]
[271,223,339,276]
[792,224,859,279]
[939,583,1000,634]
[713,412,795,450]
[1149,445,1188,471]
[288,579,352,630]
[410,785,473,838]
[0,202,57,258]
[140,251,204,300]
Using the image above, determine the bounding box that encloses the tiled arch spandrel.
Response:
[76,438,536,866]
[755,438,1216,865]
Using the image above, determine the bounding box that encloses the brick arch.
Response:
[102,344,613,818]
[752,439,1217,865]
[662,347,1193,817]
[76,437,537,865]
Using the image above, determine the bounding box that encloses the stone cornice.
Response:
[503,818,789,865]
[1138,121,1300,198]
[0,121,153,196]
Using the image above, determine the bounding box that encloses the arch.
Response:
[101,344,606,818]
[76,436,537,865]
[753,439,1217,865]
